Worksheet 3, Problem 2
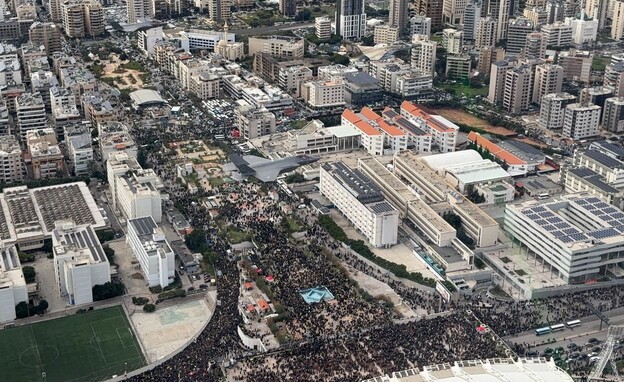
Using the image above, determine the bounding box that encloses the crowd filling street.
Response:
[120,130,624,381]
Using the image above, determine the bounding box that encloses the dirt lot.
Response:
[433,108,517,137]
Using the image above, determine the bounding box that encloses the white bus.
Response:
[550,323,566,332]
[566,319,581,328]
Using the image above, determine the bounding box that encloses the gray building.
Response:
[506,17,534,55]
[603,97,624,133]
[343,72,383,106]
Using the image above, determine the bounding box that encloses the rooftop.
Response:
[323,161,384,204]
[52,221,107,264]
[130,89,167,107]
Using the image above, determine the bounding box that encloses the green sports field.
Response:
[0,306,146,382]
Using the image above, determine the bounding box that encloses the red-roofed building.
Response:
[400,101,458,152]
[358,107,408,154]
[467,131,530,175]
[342,109,384,155]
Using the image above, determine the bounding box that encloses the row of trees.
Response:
[318,215,436,287]
[92,281,125,301]
[16,300,49,319]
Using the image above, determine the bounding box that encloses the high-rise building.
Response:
[585,0,608,30]
[545,0,565,24]
[442,28,462,54]
[374,24,400,44]
[443,0,468,25]
[49,0,62,22]
[315,16,331,40]
[559,49,592,82]
[475,16,496,49]
[604,62,624,97]
[477,46,504,74]
[579,87,613,119]
[482,0,510,42]
[445,55,471,80]
[523,7,547,28]
[208,0,231,22]
[335,0,366,39]
[524,32,546,59]
[410,15,431,37]
[127,0,154,23]
[29,22,62,56]
[411,35,437,75]
[563,102,601,140]
[603,97,624,133]
[612,0,624,41]
[16,92,46,138]
[507,17,534,55]
[463,2,480,40]
[61,0,104,38]
[540,22,572,46]
[503,64,531,113]
[279,0,296,17]
[389,0,407,32]
[533,64,564,104]
[0,135,24,183]
[539,92,576,130]
[488,58,516,104]
[414,0,443,30]
[235,104,276,139]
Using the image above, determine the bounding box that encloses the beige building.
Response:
[301,80,345,108]
[445,55,471,80]
[389,0,407,31]
[533,63,564,104]
[16,92,47,138]
[563,103,601,140]
[612,0,624,41]
[559,49,592,83]
[25,128,65,179]
[442,28,463,54]
[29,22,62,56]
[248,36,304,58]
[235,104,276,140]
[208,0,231,22]
[503,64,531,113]
[215,24,245,61]
[410,35,437,75]
[477,46,504,75]
[0,135,24,184]
[524,32,546,60]
[475,16,497,49]
[315,16,331,40]
[49,0,62,22]
[374,24,400,45]
[61,0,104,38]
[540,22,572,46]
[443,0,468,25]
[189,73,220,100]
[539,92,576,130]
[127,0,154,23]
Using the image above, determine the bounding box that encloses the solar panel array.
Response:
[522,204,587,244]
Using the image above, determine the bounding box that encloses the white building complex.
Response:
[127,216,175,287]
[52,221,110,305]
[400,101,458,152]
[0,245,27,322]
[563,102,601,140]
[320,162,399,248]
[505,195,624,283]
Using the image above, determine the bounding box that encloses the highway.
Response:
[230,21,315,35]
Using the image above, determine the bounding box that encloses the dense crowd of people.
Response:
[123,120,624,381]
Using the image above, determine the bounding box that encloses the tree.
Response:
[23,266,36,284]
[330,54,350,66]
[37,300,48,314]
[143,303,156,313]
[15,302,31,319]
[185,229,209,253]
[442,212,461,230]
[92,281,125,301]
[103,245,116,265]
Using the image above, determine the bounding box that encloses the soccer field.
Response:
[0,306,146,382]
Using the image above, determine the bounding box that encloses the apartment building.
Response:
[524,32,547,59]
[503,64,531,113]
[189,73,220,100]
[25,128,65,179]
[115,169,164,223]
[127,216,175,288]
[127,0,154,23]
[541,22,572,46]
[445,55,471,80]
[442,28,463,54]
[506,17,534,55]
[208,0,231,22]
[603,97,624,133]
[410,15,432,37]
[315,16,331,40]
[61,0,104,38]
[477,46,504,75]
[538,92,576,130]
[410,35,437,75]
[475,16,497,49]
[532,64,563,104]
[563,102,601,140]
[335,0,366,39]
[64,122,93,176]
[29,22,62,56]
[320,162,399,247]
[559,49,592,82]
[16,92,46,138]
[235,104,276,139]
[0,135,23,184]
[374,24,400,45]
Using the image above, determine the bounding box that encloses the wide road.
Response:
[504,307,624,350]
[231,21,315,35]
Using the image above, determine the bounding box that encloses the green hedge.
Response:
[318,215,436,288]
[157,289,186,302]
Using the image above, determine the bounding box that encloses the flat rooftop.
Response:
[323,161,384,204]
[53,222,107,263]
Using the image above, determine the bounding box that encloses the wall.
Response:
[237,326,268,352]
